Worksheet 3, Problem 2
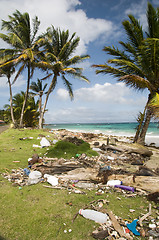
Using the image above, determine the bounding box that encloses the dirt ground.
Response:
[0,124,9,134]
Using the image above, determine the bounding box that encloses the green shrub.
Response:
[46,140,98,159]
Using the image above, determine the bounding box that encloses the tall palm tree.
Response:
[0,64,16,126]
[93,2,159,145]
[30,78,48,119]
[37,26,90,129]
[0,10,43,128]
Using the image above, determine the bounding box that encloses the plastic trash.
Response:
[44,174,58,186]
[126,219,140,236]
[79,209,108,224]
[24,168,30,176]
[32,144,42,148]
[75,182,96,189]
[92,147,102,152]
[40,137,50,147]
[114,185,135,192]
[107,180,122,187]
[28,171,42,185]
[53,140,58,144]
[107,156,114,161]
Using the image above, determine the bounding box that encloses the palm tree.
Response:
[0,64,16,127]
[4,91,39,127]
[37,26,90,129]
[0,10,43,128]
[30,78,48,120]
[93,2,159,145]
[149,93,159,118]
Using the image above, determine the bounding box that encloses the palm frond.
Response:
[122,14,143,49]
[146,2,159,38]
[31,16,40,43]
[12,64,25,84]
[108,59,145,77]
[119,74,155,91]
[62,75,74,100]
[93,64,128,78]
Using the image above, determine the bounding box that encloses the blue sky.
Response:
[0,0,158,123]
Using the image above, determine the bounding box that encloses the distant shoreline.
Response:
[44,122,159,147]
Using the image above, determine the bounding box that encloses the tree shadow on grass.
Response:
[0,236,7,240]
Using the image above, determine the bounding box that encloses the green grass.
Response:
[46,140,98,159]
[0,128,157,240]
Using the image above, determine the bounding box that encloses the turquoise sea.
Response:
[44,122,159,146]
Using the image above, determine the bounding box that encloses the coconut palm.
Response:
[4,91,39,127]
[30,79,48,120]
[0,10,43,127]
[149,93,159,118]
[93,2,159,145]
[37,26,90,129]
[0,64,16,126]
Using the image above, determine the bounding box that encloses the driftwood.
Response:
[103,209,133,240]
[34,163,82,175]
[127,148,153,157]
[43,184,62,190]
[101,143,153,157]
[100,144,125,152]
[139,204,151,227]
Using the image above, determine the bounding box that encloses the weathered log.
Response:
[127,147,153,157]
[34,163,82,175]
[100,144,125,152]
[102,209,133,240]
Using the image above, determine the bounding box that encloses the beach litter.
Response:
[1,129,159,239]
[40,137,50,147]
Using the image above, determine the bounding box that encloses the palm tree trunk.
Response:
[19,63,31,128]
[133,99,149,143]
[8,76,16,127]
[39,93,42,118]
[39,75,57,129]
[137,107,153,145]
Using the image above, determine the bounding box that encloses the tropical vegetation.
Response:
[0,10,43,127]
[0,64,16,126]
[30,79,48,125]
[4,91,39,127]
[149,92,159,119]
[37,26,90,129]
[0,11,89,129]
[93,2,159,145]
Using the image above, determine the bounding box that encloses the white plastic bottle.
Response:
[107,179,122,187]
[79,209,108,224]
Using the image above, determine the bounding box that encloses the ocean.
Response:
[44,122,159,147]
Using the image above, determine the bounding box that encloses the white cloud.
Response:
[76,82,131,103]
[56,82,148,106]
[0,71,25,88]
[0,0,114,55]
[125,0,147,29]
[56,83,146,106]
[56,88,69,100]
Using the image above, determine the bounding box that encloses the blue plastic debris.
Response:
[24,168,30,176]
[126,219,140,236]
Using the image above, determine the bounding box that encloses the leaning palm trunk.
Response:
[8,76,16,127]
[39,75,57,129]
[19,64,31,128]
[133,99,149,143]
[137,107,153,145]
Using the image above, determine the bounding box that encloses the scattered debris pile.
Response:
[75,199,159,240]
[1,132,159,239]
